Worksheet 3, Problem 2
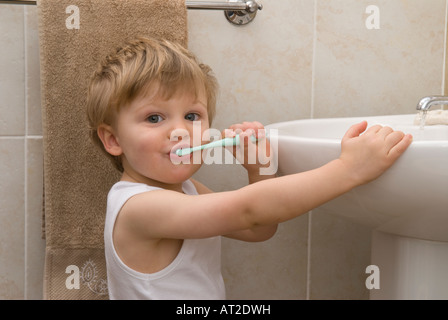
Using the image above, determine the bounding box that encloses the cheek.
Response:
[200,122,211,142]
[125,135,162,164]
[139,138,164,160]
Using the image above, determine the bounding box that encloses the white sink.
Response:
[267,113,448,299]
[267,114,448,242]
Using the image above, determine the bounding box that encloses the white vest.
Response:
[104,180,225,299]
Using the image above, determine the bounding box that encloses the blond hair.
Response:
[86,37,218,171]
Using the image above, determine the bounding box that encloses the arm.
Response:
[120,157,355,241]
[191,179,277,242]
[119,121,412,241]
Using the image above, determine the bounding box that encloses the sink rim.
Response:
[266,113,448,144]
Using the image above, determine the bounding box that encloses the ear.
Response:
[97,124,123,156]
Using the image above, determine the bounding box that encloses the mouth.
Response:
[169,143,192,163]
[170,142,190,155]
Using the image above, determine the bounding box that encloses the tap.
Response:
[417,96,448,111]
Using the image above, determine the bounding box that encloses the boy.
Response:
[86,37,412,299]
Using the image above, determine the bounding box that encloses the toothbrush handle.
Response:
[176,135,241,156]
[203,135,240,150]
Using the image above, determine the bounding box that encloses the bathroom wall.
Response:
[0,4,44,299]
[189,0,446,300]
[0,0,445,299]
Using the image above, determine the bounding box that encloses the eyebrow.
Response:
[192,100,207,109]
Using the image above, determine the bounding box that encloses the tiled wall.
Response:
[0,4,45,299]
[190,0,445,300]
[0,0,445,299]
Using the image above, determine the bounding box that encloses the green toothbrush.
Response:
[175,134,262,157]
[175,135,241,157]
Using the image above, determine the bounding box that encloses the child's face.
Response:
[113,87,210,189]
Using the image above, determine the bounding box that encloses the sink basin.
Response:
[267,114,448,241]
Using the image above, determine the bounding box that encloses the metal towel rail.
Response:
[0,0,263,25]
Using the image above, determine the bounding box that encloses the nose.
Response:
[170,127,190,142]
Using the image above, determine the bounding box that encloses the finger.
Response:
[240,128,256,145]
[387,133,413,161]
[384,130,404,149]
[377,126,394,139]
[250,121,264,131]
[364,124,383,135]
[251,121,266,139]
[227,124,244,134]
[228,123,254,135]
[221,128,236,138]
[342,121,368,141]
[226,122,266,143]
[239,121,263,138]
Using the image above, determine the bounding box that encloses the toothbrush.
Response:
[175,135,241,157]
[175,133,263,157]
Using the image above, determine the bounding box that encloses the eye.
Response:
[185,113,200,121]
[146,114,163,123]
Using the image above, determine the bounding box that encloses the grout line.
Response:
[443,0,448,95]
[23,4,28,299]
[309,0,318,120]
[306,0,319,300]
[306,210,313,300]
[0,135,42,139]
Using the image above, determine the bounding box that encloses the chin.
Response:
[168,164,201,182]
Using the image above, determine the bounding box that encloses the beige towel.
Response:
[37,0,187,299]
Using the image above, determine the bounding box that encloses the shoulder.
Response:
[189,178,213,195]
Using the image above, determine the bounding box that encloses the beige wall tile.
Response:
[0,5,25,135]
[25,138,45,299]
[188,0,314,130]
[0,138,25,299]
[313,0,446,118]
[222,216,309,299]
[309,210,372,299]
[25,5,42,136]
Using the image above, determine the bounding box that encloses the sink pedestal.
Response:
[370,231,448,299]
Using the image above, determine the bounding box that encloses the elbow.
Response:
[263,224,278,241]
[248,223,278,242]
[234,186,278,241]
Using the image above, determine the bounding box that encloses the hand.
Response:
[338,121,412,185]
[223,121,274,182]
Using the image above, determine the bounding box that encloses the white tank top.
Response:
[104,180,225,300]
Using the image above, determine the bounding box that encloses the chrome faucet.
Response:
[417,96,448,111]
